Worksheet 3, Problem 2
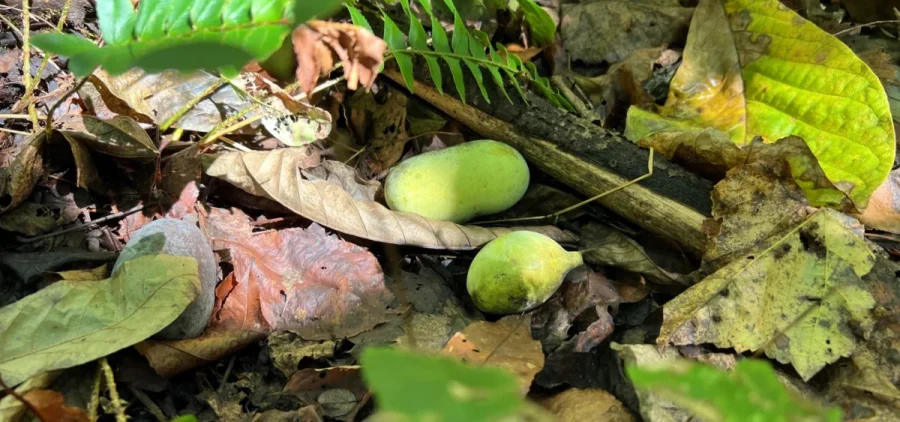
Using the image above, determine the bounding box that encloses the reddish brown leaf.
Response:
[22,390,89,422]
[292,21,387,95]
[205,207,393,339]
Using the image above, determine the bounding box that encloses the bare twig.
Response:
[22,0,71,118]
[88,364,101,422]
[160,77,228,131]
[99,358,127,422]
[126,385,167,422]
[17,203,148,243]
[0,375,47,422]
[45,75,90,130]
[833,20,900,37]
[21,0,38,127]
[0,127,32,136]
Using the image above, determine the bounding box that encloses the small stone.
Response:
[113,218,217,339]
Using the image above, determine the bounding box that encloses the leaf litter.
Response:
[1,0,899,420]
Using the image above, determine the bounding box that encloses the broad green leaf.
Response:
[659,209,876,381]
[361,347,525,422]
[97,0,136,46]
[0,255,199,387]
[627,359,843,422]
[383,14,415,94]
[515,0,555,47]
[32,0,302,77]
[625,0,896,211]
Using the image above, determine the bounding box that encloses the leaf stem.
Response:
[99,357,127,422]
[159,77,228,131]
[22,0,71,117]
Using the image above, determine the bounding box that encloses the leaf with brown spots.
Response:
[441,314,544,393]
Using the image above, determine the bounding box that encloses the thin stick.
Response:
[160,77,227,131]
[17,203,148,243]
[88,365,101,422]
[20,0,40,127]
[833,20,900,37]
[0,113,31,119]
[0,127,32,136]
[0,375,47,422]
[23,0,71,116]
[476,148,655,225]
[218,355,236,394]
[45,75,91,130]
[0,11,23,40]
[126,385,167,422]
[99,358,127,422]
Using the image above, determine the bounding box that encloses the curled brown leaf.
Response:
[293,21,387,95]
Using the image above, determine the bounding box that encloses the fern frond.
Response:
[352,0,572,111]
[32,0,343,77]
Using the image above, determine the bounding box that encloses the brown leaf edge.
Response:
[204,149,575,250]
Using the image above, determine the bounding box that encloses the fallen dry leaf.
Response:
[134,330,266,378]
[0,131,46,214]
[855,169,900,234]
[22,390,89,422]
[359,88,409,178]
[204,149,576,249]
[293,20,387,95]
[539,388,635,422]
[441,314,544,393]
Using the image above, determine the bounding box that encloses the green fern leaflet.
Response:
[31,0,343,77]
[349,0,572,111]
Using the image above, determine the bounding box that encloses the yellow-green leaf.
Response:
[659,209,876,381]
[0,255,199,387]
[625,0,896,210]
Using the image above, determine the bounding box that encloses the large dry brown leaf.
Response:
[854,169,900,234]
[204,149,575,249]
[0,131,45,214]
[293,20,387,95]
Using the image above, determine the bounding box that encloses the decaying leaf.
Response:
[659,209,876,380]
[293,20,387,95]
[581,223,686,285]
[134,330,266,378]
[60,115,158,159]
[204,207,393,339]
[204,149,576,249]
[359,88,409,177]
[0,203,64,236]
[0,255,199,386]
[21,390,89,422]
[560,0,693,65]
[87,68,250,132]
[441,314,544,393]
[0,131,46,214]
[626,0,896,211]
[539,388,635,422]
[0,370,61,422]
[59,131,104,192]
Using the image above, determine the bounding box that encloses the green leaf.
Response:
[0,255,200,387]
[625,0,896,211]
[346,4,372,32]
[383,14,415,93]
[97,0,136,46]
[294,0,344,22]
[30,33,98,56]
[627,359,843,422]
[515,0,555,47]
[34,0,304,77]
[401,0,443,95]
[361,347,525,422]
[659,209,876,381]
